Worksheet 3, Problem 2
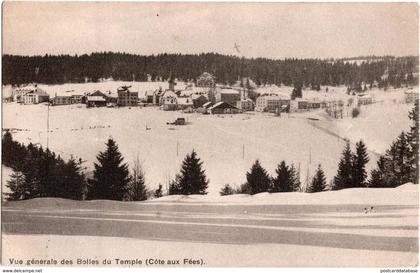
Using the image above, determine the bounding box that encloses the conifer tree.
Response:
[407,101,419,184]
[154,184,163,198]
[89,138,130,200]
[272,161,294,192]
[352,140,369,187]
[126,157,148,201]
[174,150,209,195]
[219,184,235,196]
[308,165,327,193]
[333,141,354,190]
[5,170,30,201]
[245,160,271,194]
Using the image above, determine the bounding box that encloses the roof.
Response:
[191,93,208,100]
[259,94,289,101]
[87,96,106,102]
[219,89,240,95]
[209,101,239,110]
[177,97,193,105]
[198,72,216,79]
[162,90,177,98]
[202,102,213,108]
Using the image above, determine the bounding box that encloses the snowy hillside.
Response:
[2,82,416,194]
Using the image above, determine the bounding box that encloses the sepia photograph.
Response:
[1,1,419,269]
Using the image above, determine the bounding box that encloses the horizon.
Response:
[3,2,419,59]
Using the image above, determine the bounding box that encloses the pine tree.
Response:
[126,157,148,201]
[154,184,163,198]
[290,164,301,192]
[5,170,30,201]
[271,161,294,192]
[245,160,271,194]
[175,150,209,195]
[219,184,235,196]
[333,141,354,190]
[308,165,327,193]
[89,138,130,200]
[352,140,369,187]
[58,156,85,200]
[407,101,419,184]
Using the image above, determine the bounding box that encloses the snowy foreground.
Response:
[2,184,418,267]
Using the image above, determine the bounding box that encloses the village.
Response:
[6,72,418,118]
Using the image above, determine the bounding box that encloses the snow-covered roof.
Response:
[208,101,238,110]
[191,93,208,100]
[202,102,213,108]
[219,89,240,95]
[177,97,193,105]
[87,96,106,102]
[162,90,177,98]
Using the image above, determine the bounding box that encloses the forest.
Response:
[2,53,418,88]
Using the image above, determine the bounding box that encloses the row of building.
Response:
[8,85,139,107]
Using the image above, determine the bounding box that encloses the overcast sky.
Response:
[3,2,418,59]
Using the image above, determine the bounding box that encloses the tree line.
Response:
[2,103,418,201]
[3,53,418,88]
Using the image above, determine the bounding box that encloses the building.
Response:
[153,87,164,105]
[208,102,240,114]
[236,98,254,111]
[52,95,73,106]
[2,86,13,102]
[86,96,107,107]
[196,72,216,88]
[177,97,194,110]
[13,85,49,104]
[357,94,373,106]
[117,86,138,107]
[404,89,418,104]
[255,95,290,112]
[290,98,309,112]
[161,90,178,111]
[307,100,321,109]
[21,87,50,104]
[191,94,209,108]
[215,88,241,106]
[71,94,84,104]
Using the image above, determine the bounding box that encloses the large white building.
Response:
[255,94,290,112]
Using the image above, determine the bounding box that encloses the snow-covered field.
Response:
[2,184,418,267]
[2,82,415,194]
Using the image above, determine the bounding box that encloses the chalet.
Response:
[161,90,178,111]
[255,94,290,112]
[236,98,254,111]
[153,87,164,105]
[191,94,209,108]
[216,88,241,106]
[21,87,50,104]
[52,95,73,106]
[117,86,138,107]
[196,72,216,88]
[208,102,240,114]
[404,90,418,104]
[86,96,106,107]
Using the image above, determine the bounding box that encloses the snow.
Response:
[2,184,417,267]
[2,82,416,195]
